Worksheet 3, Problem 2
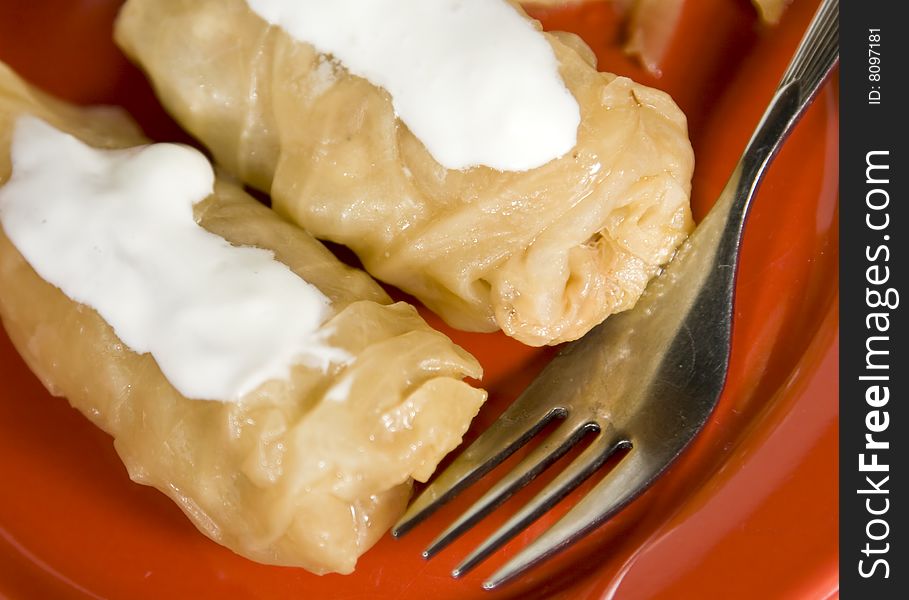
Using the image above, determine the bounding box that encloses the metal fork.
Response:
[392,0,838,589]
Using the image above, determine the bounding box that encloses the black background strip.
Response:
[840,0,906,597]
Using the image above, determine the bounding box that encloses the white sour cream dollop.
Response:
[0,117,349,402]
[246,0,580,171]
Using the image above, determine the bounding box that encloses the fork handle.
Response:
[707,0,839,247]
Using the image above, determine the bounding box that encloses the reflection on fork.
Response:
[392,0,839,589]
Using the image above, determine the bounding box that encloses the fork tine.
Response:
[392,398,566,537]
[451,430,624,578]
[422,416,598,559]
[482,450,651,589]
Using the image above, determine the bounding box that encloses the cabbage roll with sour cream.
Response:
[115,0,695,346]
[0,61,486,575]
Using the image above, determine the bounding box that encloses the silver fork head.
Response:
[393,207,737,586]
[392,0,838,589]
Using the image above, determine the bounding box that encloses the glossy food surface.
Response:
[115,0,695,347]
[0,0,837,598]
[0,64,485,575]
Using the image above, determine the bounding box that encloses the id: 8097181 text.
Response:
[867,28,881,105]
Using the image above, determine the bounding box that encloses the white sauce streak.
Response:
[0,117,348,402]
[246,0,580,171]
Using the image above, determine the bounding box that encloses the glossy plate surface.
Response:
[0,1,837,598]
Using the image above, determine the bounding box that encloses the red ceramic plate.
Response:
[0,1,838,598]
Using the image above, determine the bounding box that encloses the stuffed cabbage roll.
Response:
[115,0,695,346]
[0,61,486,575]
